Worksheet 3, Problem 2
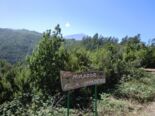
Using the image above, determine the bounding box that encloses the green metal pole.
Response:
[94,85,98,116]
[67,91,70,116]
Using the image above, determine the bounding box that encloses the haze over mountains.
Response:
[0,28,84,63]
[64,33,86,40]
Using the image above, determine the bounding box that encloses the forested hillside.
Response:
[0,28,42,63]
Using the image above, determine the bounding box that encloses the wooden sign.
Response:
[60,71,105,91]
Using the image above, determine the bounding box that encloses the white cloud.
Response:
[65,22,71,28]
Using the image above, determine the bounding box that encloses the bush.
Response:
[98,93,135,116]
[0,60,14,104]
[27,26,68,95]
[115,78,155,103]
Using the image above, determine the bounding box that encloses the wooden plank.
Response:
[60,71,105,91]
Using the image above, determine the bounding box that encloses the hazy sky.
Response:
[0,0,155,42]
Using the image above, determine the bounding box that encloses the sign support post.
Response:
[67,91,70,116]
[94,85,98,116]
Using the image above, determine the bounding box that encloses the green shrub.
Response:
[0,60,14,104]
[98,93,135,116]
[115,79,155,103]
[27,26,68,95]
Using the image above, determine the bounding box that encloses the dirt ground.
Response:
[137,102,155,116]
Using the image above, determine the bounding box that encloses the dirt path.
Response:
[137,102,155,116]
[128,102,155,116]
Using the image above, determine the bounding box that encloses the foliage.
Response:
[121,34,147,67]
[82,33,118,50]
[142,46,155,68]
[13,65,31,97]
[0,60,14,103]
[67,47,92,72]
[115,73,155,103]
[98,93,136,116]
[27,25,68,95]
[1,25,155,115]
[0,60,32,104]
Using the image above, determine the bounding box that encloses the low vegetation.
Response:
[1,25,155,115]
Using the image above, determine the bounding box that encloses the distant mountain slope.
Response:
[0,28,42,63]
[0,28,82,63]
[64,33,86,40]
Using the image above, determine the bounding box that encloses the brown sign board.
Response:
[60,71,105,91]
